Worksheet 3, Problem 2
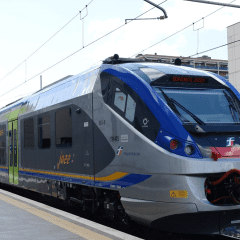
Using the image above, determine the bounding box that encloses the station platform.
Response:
[0,189,142,240]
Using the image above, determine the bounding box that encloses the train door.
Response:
[8,120,19,184]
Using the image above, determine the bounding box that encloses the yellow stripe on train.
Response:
[19,168,128,182]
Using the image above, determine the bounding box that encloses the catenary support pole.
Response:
[40,75,42,90]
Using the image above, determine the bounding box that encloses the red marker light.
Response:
[205,189,211,195]
[211,151,221,161]
[170,140,178,150]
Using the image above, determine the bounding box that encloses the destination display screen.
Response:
[171,76,208,83]
[149,74,222,87]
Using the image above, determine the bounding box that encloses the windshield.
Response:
[153,87,240,124]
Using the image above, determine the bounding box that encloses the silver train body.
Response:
[0,57,240,235]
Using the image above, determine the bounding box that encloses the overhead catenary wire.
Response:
[1,0,235,100]
[2,39,236,102]
[0,90,38,103]
[184,0,240,8]
[0,0,168,100]
[2,40,237,103]
[0,0,94,83]
[130,0,237,58]
[189,39,240,58]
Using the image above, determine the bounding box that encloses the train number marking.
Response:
[170,190,188,198]
[121,135,128,142]
[110,136,119,142]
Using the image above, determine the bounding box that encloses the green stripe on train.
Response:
[4,107,27,121]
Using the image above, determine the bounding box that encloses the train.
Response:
[1,54,240,236]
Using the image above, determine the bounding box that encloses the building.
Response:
[227,22,240,90]
[135,54,229,80]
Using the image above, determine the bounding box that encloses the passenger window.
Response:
[24,118,34,149]
[126,95,136,122]
[0,141,5,165]
[114,88,127,112]
[0,125,6,165]
[38,115,51,149]
[55,108,72,147]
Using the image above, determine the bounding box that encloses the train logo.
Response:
[226,137,235,147]
[116,146,123,155]
[142,118,149,127]
[57,153,71,169]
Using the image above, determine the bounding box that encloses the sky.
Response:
[0,0,239,108]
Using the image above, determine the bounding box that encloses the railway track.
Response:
[0,182,233,240]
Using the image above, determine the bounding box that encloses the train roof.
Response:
[0,65,100,116]
[0,56,232,118]
[102,55,223,79]
[121,62,210,76]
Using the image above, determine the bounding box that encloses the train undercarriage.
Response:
[48,169,240,235]
[57,183,131,224]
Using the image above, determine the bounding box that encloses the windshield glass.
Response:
[153,87,240,124]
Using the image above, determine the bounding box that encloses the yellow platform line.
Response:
[0,193,112,240]
[19,168,128,182]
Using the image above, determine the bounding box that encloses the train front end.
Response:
[111,61,240,236]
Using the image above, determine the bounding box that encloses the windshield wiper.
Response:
[223,91,240,123]
[159,89,190,123]
[169,98,205,125]
[159,89,205,125]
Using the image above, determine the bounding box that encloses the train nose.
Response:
[195,135,240,160]
[205,169,240,205]
[207,136,240,158]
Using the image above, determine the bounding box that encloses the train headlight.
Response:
[184,145,194,155]
[156,129,202,158]
[170,140,178,150]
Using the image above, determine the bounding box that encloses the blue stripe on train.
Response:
[0,168,8,172]
[18,170,151,189]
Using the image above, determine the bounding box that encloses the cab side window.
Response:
[100,72,160,142]
[113,87,136,123]
[114,88,127,112]
[125,95,136,122]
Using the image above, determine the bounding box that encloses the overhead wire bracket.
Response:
[193,18,204,56]
[80,5,88,48]
[193,17,204,31]
[125,0,168,24]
